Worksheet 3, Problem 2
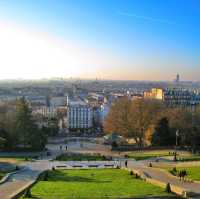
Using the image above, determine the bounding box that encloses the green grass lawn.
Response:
[0,156,32,164]
[0,171,11,180]
[24,169,173,199]
[0,172,6,180]
[55,153,107,161]
[176,155,200,162]
[127,150,172,160]
[168,166,200,181]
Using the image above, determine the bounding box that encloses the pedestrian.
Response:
[125,160,128,168]
[60,145,62,150]
[66,145,68,151]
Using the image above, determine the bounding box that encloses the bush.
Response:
[165,183,171,193]
[149,162,152,167]
[135,173,140,179]
[111,141,118,148]
[172,167,177,173]
[25,157,29,161]
[52,166,56,171]
[171,167,177,175]
[23,188,32,198]
[130,171,134,175]
[43,171,49,181]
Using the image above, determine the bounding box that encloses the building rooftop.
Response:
[68,99,87,106]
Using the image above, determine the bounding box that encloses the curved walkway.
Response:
[127,160,200,197]
[0,160,50,199]
[2,139,200,199]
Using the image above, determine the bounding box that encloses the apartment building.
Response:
[67,100,93,131]
[144,88,200,107]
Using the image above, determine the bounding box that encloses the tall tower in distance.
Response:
[175,74,180,83]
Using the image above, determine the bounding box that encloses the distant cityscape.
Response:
[0,74,199,135]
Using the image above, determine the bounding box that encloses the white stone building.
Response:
[67,100,93,130]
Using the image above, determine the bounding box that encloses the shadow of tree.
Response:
[120,197,181,199]
[41,170,111,183]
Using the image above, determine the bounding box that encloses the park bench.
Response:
[72,165,83,168]
[104,164,114,167]
[88,165,99,168]
[56,165,67,168]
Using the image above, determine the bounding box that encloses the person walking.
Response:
[125,160,128,168]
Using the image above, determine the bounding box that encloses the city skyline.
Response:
[0,0,199,81]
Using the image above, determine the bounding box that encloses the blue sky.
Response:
[0,0,199,80]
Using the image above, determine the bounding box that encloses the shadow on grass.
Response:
[27,196,42,199]
[120,197,181,199]
[41,170,111,183]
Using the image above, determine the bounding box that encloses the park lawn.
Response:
[0,171,11,180]
[167,166,200,181]
[55,153,107,161]
[127,150,194,161]
[127,150,173,160]
[25,169,172,199]
[176,155,200,162]
[0,172,6,180]
[0,156,30,164]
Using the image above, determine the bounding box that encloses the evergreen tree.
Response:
[15,97,47,150]
[15,97,34,148]
[152,117,171,146]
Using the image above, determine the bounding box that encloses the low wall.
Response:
[122,167,188,198]
[0,167,26,185]
[112,146,175,151]
[10,171,45,199]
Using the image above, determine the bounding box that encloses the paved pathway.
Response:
[126,160,200,196]
[2,138,200,199]
[0,138,111,199]
[0,160,51,199]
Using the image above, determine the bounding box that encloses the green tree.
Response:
[152,117,172,146]
[15,97,47,150]
[15,97,34,147]
[0,137,6,149]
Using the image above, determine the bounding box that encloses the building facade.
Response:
[144,88,200,107]
[67,100,93,131]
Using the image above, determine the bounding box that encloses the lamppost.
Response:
[174,130,179,161]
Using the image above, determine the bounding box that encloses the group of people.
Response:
[178,170,187,181]
[60,145,68,151]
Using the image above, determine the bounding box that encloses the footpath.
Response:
[127,160,200,198]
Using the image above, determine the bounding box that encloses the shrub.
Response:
[130,171,134,175]
[165,183,171,193]
[135,173,140,179]
[172,167,177,173]
[43,171,49,181]
[149,162,152,167]
[23,188,32,198]
[111,141,118,148]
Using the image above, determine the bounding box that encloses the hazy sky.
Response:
[0,0,199,81]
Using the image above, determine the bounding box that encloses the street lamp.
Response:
[174,130,179,162]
